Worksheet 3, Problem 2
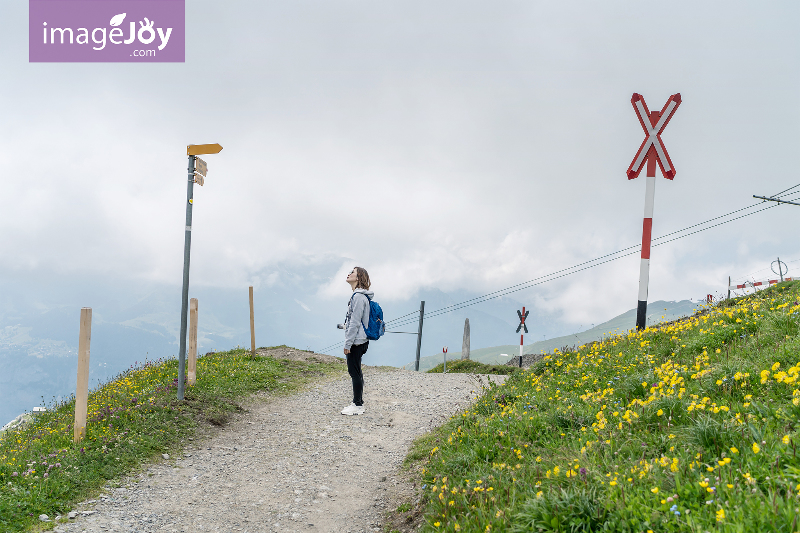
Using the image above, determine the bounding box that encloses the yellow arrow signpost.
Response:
[178,143,223,400]
[187,143,223,156]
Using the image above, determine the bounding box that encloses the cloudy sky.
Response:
[2,0,799,332]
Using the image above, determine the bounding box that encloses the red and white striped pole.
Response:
[627,93,681,331]
[636,155,657,330]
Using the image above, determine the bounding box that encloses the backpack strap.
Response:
[346,292,367,326]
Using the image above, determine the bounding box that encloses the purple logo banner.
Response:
[30,0,185,62]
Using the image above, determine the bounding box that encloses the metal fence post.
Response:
[249,286,256,357]
[414,301,425,371]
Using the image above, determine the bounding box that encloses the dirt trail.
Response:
[57,350,505,533]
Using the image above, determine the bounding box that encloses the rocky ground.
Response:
[55,349,505,533]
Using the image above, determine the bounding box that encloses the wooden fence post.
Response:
[249,286,256,358]
[74,308,92,443]
[188,298,198,386]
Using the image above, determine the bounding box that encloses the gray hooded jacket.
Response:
[344,288,373,350]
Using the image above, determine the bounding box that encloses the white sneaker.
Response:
[341,403,365,416]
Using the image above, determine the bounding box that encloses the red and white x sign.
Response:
[627,93,682,180]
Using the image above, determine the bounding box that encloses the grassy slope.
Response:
[0,348,343,533]
[405,282,800,532]
[406,300,698,371]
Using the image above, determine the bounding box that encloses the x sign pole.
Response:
[516,307,529,359]
[627,93,681,331]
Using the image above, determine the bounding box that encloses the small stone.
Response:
[81,510,96,516]
[68,511,78,519]
[39,514,49,521]
[162,454,169,460]
[380,476,387,482]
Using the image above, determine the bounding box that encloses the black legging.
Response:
[346,341,369,406]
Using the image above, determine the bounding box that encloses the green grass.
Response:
[0,348,343,532]
[427,360,520,375]
[407,281,800,532]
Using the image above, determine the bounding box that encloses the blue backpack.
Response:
[350,293,385,341]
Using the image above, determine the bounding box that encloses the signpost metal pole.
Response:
[443,346,447,373]
[414,300,425,371]
[626,93,682,331]
[177,143,222,401]
[177,155,195,401]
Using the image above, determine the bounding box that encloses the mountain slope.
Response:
[404,300,698,370]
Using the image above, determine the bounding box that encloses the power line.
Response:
[319,340,346,353]
[385,198,788,331]
[319,187,798,354]
[386,196,788,329]
[384,309,421,325]
[646,202,780,248]
[386,248,643,330]
[772,183,800,198]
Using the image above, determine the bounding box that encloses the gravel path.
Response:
[56,364,505,533]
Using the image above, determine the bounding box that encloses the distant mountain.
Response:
[1,263,703,426]
[404,300,698,371]
[0,270,583,425]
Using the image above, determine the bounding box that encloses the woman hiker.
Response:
[341,266,373,416]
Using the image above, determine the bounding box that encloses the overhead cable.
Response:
[319,188,798,353]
